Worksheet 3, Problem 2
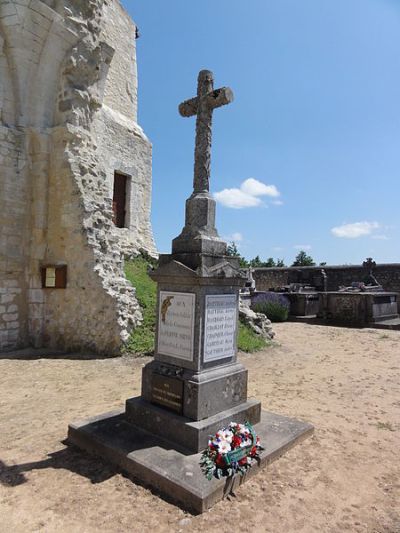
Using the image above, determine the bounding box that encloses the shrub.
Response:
[237,322,268,353]
[124,255,157,355]
[251,292,290,322]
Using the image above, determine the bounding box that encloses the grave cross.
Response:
[179,70,234,194]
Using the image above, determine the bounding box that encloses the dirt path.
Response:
[1,323,399,533]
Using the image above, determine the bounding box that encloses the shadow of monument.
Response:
[0,348,136,361]
[0,429,200,513]
[0,412,192,492]
[0,447,116,488]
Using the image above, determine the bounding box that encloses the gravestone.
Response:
[68,70,313,513]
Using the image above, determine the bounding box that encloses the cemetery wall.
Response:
[0,0,156,354]
[254,264,400,295]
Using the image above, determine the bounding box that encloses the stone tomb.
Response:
[318,291,399,326]
[68,70,313,513]
[286,292,320,318]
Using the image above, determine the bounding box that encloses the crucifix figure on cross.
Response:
[179,70,234,194]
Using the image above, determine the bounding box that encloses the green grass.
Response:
[124,256,157,355]
[124,256,268,355]
[237,322,268,353]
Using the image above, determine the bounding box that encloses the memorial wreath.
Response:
[200,421,264,480]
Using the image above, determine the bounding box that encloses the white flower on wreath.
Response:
[220,429,233,443]
[240,438,252,448]
[218,441,232,454]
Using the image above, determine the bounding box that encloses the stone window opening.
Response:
[112,171,131,228]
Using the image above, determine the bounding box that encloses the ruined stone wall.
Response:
[254,264,400,295]
[0,0,156,354]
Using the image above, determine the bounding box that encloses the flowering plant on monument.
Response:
[200,421,264,480]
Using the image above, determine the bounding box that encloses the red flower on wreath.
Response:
[216,454,225,468]
[232,435,242,448]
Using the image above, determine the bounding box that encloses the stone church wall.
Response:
[0,0,156,354]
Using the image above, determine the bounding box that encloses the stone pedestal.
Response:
[68,410,313,514]
[124,255,261,453]
[67,69,313,513]
[172,193,227,255]
[67,237,314,512]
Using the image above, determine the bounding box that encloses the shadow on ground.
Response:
[0,348,121,360]
[0,446,116,487]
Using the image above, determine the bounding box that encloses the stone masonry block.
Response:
[3,313,18,322]
[1,294,14,304]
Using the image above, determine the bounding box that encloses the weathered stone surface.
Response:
[149,259,245,372]
[172,194,227,255]
[68,409,314,514]
[318,291,399,326]
[141,360,249,421]
[179,70,234,194]
[125,397,261,453]
[172,70,233,257]
[0,1,156,354]
[239,300,275,340]
[253,263,400,309]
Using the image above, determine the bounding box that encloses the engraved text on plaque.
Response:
[204,294,237,362]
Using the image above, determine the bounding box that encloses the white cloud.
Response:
[214,189,262,209]
[231,232,243,242]
[272,199,284,206]
[240,178,280,198]
[224,232,243,243]
[331,221,380,239]
[214,178,281,209]
[294,244,312,251]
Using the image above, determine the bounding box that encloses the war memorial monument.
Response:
[68,70,314,513]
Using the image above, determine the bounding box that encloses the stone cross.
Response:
[179,70,234,194]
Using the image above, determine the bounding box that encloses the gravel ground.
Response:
[0,323,399,533]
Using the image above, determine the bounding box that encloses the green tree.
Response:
[264,257,276,267]
[292,250,315,267]
[276,258,285,267]
[226,241,249,268]
[226,241,240,257]
[249,255,263,267]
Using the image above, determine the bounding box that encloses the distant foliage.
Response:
[251,292,290,322]
[292,250,316,267]
[226,241,286,268]
[226,241,249,268]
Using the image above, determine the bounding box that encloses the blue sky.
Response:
[123,0,400,265]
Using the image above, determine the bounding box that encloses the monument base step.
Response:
[125,396,261,453]
[370,314,400,323]
[369,318,400,330]
[67,410,314,514]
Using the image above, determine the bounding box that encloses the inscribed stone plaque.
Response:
[204,294,237,362]
[151,374,184,414]
[157,291,195,360]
